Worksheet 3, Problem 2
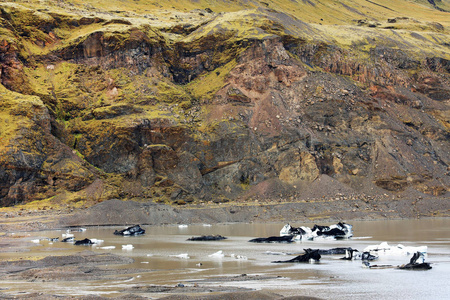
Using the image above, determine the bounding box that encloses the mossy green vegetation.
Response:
[157,80,192,103]
[0,84,43,146]
[318,24,450,59]
[186,59,238,100]
[2,0,449,63]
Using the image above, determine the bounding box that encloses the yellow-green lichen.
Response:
[186,59,237,100]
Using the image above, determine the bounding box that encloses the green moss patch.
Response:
[186,59,237,100]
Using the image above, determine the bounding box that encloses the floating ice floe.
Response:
[171,253,190,259]
[208,250,224,259]
[280,222,353,241]
[114,225,145,236]
[272,249,321,263]
[338,249,378,261]
[178,224,188,228]
[122,244,134,250]
[230,253,247,260]
[74,238,94,246]
[123,277,135,282]
[265,251,288,256]
[202,224,212,227]
[61,237,74,243]
[249,236,294,243]
[72,238,103,246]
[187,235,227,241]
[363,251,431,270]
[62,233,74,238]
[89,238,104,244]
[31,239,41,243]
[99,246,116,250]
[44,237,59,242]
[67,227,86,232]
[364,242,427,256]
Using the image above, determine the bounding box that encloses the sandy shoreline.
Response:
[1,195,449,233]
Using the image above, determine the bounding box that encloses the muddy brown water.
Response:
[1,218,449,299]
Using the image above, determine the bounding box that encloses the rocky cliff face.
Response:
[0,1,449,209]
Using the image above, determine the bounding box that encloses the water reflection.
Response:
[0,218,449,299]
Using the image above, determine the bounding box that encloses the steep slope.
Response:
[0,0,449,209]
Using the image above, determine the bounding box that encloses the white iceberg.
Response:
[230,253,247,260]
[208,250,224,259]
[99,246,116,250]
[171,253,190,259]
[364,242,427,256]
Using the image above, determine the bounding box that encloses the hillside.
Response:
[0,0,449,214]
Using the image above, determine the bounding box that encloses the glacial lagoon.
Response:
[1,218,449,299]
